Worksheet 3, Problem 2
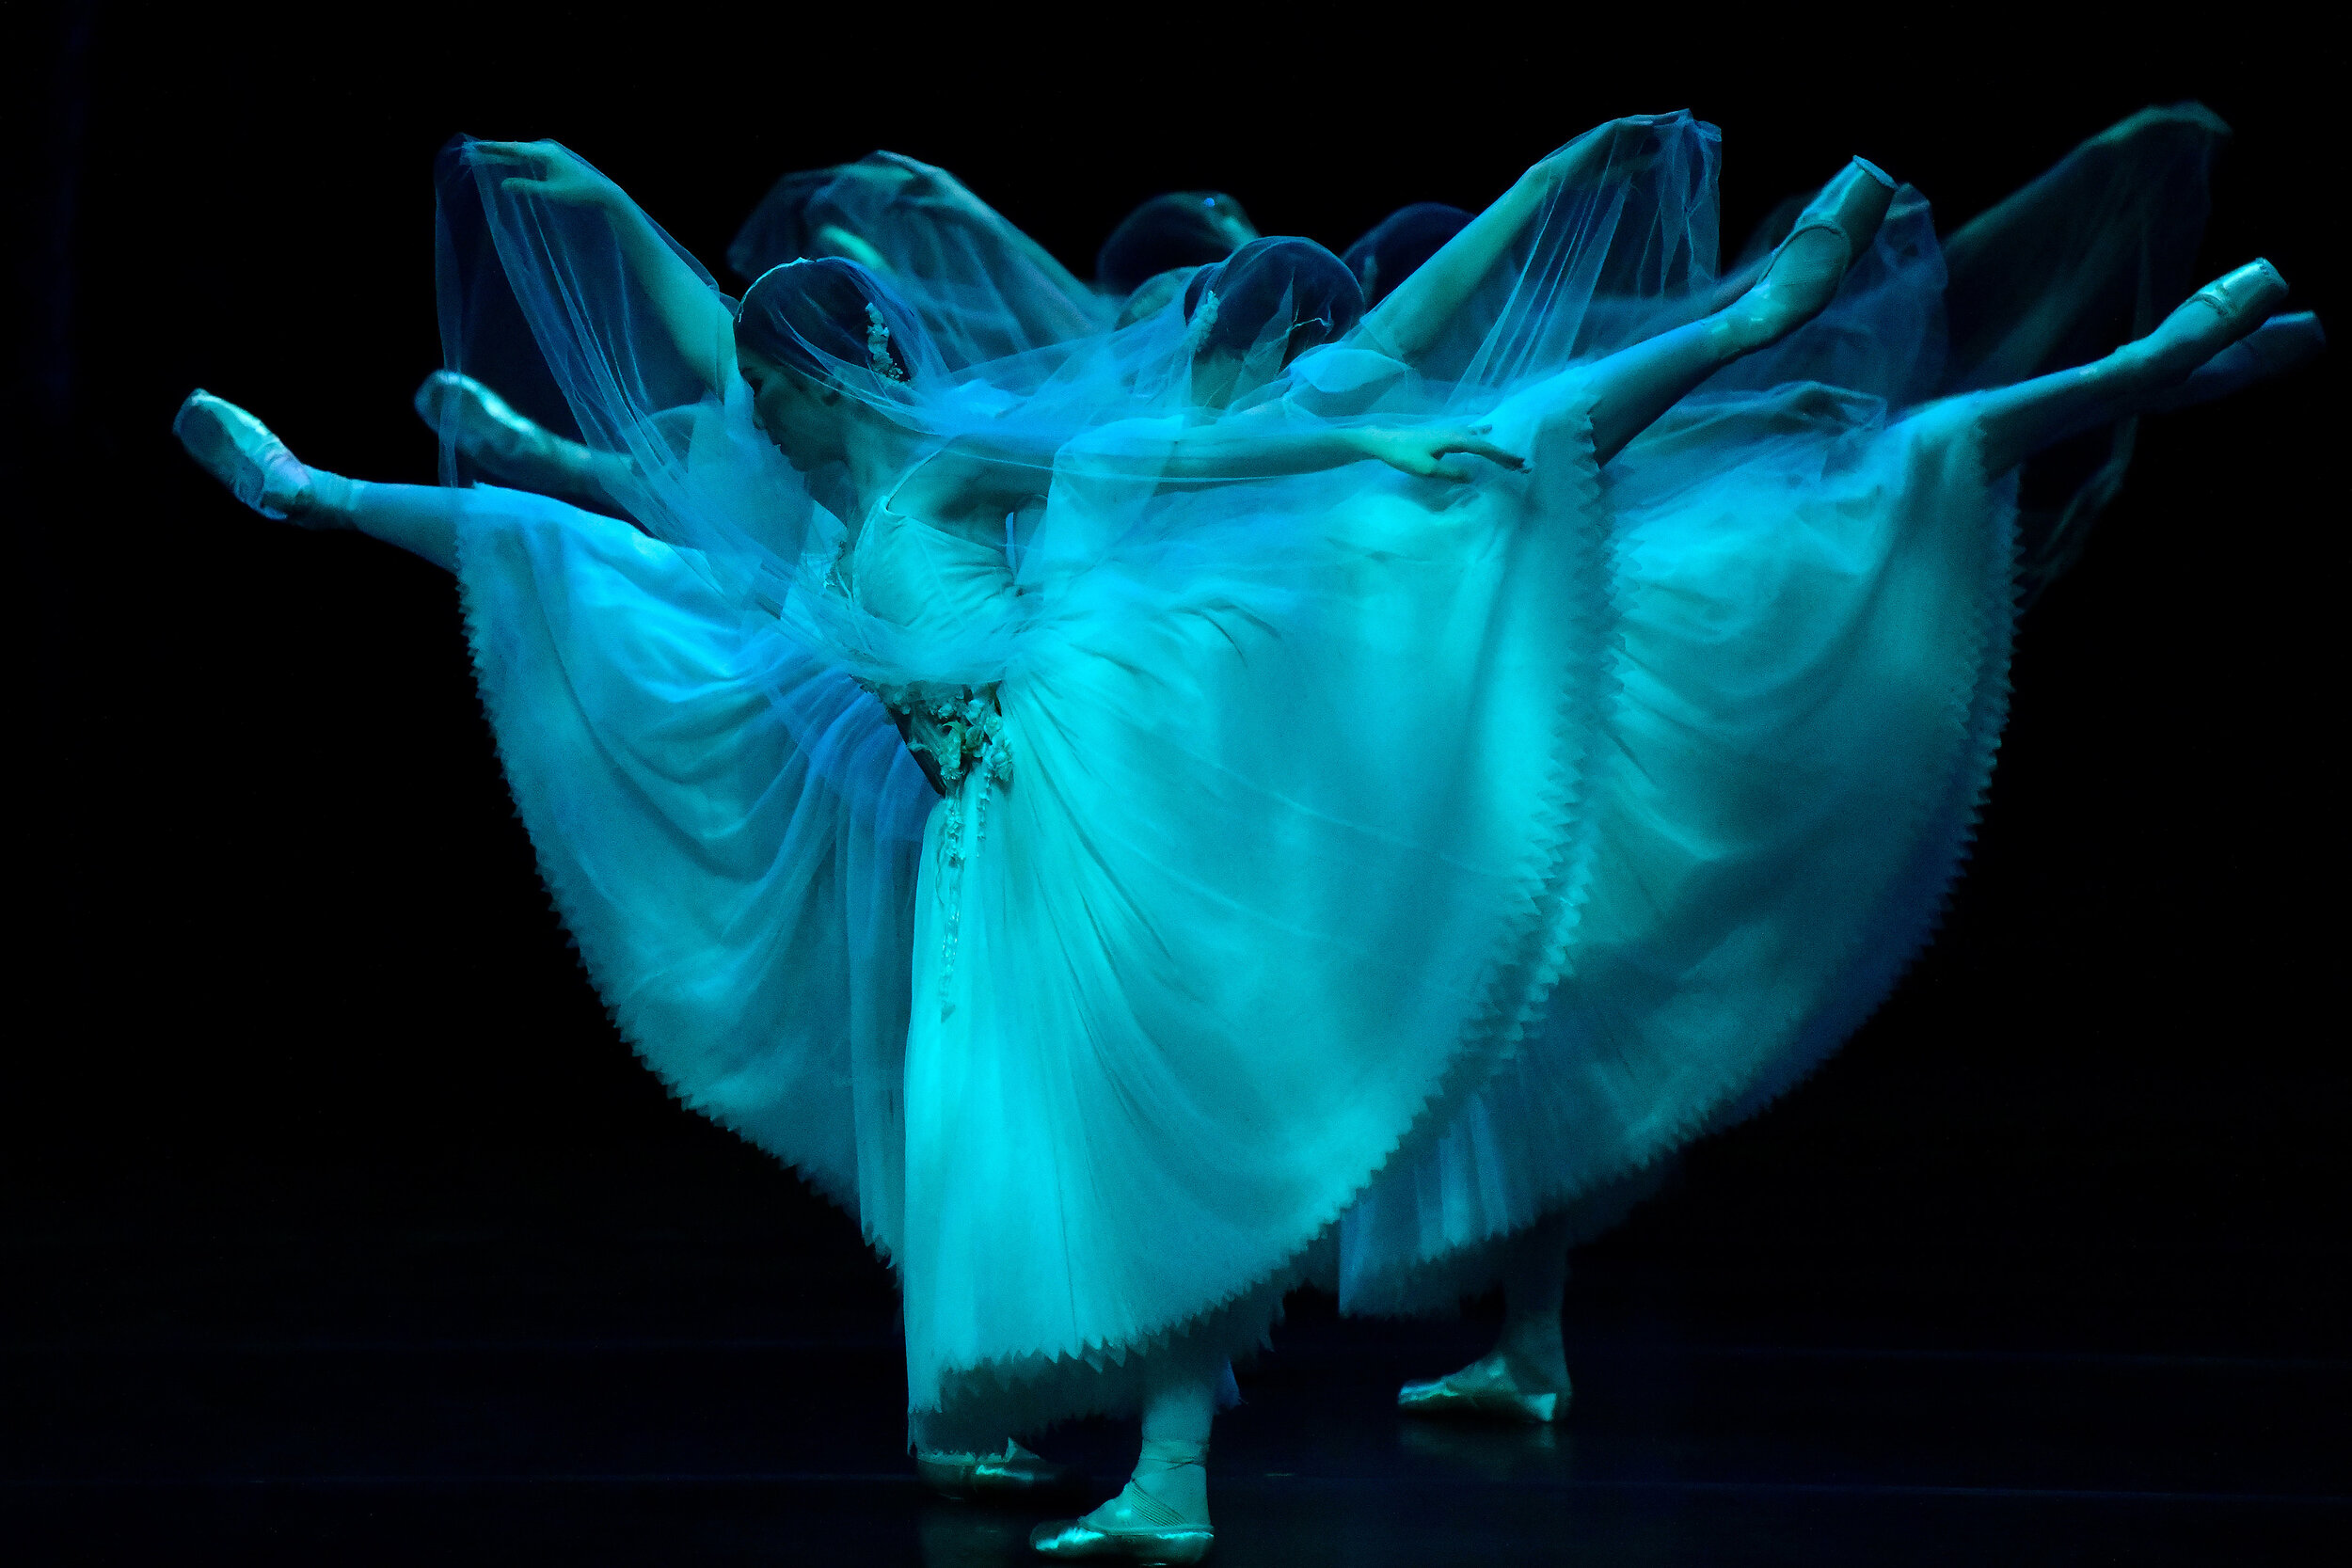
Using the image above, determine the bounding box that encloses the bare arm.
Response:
[1157,420,1520,483]
[867,151,1096,309]
[891,416,1522,528]
[473,140,737,395]
[1361,116,1670,365]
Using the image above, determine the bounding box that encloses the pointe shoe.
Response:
[915,1439,1082,1502]
[1029,1481,1214,1564]
[2187,260,2290,327]
[1734,157,1899,348]
[2130,260,2291,387]
[2145,310,2327,414]
[414,370,559,474]
[1398,1352,1566,1424]
[173,389,318,522]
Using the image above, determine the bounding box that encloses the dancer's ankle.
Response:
[1727,227,1850,352]
[1130,1437,1209,1520]
[298,468,360,530]
[1494,1321,1569,1391]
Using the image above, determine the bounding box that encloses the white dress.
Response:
[434,114,2027,1440]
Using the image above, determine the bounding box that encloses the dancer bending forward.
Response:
[1337,103,2324,1428]
[175,114,2308,1561]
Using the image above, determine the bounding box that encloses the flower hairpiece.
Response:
[1182,289,1220,360]
[866,303,906,382]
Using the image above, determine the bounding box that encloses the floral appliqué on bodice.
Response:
[834,502,1019,1000]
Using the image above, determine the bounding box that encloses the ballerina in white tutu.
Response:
[175,112,2313,1560]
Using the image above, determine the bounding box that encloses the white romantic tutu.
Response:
[429,107,2218,1433]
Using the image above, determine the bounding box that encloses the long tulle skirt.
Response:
[429,108,2235,1432]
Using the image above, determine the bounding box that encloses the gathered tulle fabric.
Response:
[452,485,934,1244]
[421,109,2201,1430]
[1338,389,2015,1315]
[1336,110,2227,1318]
[890,405,1617,1440]
[727,152,1113,365]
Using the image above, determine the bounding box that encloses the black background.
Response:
[9,8,2344,1393]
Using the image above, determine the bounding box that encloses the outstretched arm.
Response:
[1157,420,1520,483]
[1362,115,1668,365]
[473,140,737,395]
[866,151,1096,309]
[892,419,1522,525]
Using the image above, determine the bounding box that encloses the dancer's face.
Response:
[739,350,848,472]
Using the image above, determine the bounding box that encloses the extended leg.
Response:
[415,372,633,512]
[1976,261,2296,477]
[1581,157,1897,465]
[175,390,463,571]
[1941,103,2232,390]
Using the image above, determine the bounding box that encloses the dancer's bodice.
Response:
[846,500,1016,636]
[844,499,1017,795]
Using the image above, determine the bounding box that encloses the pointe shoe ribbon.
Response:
[1397,1353,1565,1424]
[173,389,317,522]
[914,1439,1079,1500]
[1028,1479,1215,1563]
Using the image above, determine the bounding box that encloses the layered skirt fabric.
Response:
[433,107,2223,1433]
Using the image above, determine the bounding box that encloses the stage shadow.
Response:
[916,1500,1038,1568]
[1397,1414,1568,1482]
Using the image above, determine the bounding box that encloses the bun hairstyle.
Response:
[1097,191,1258,295]
[1341,203,1474,306]
[733,257,930,388]
[1181,237,1365,368]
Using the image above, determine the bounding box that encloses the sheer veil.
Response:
[424,109,2227,1405]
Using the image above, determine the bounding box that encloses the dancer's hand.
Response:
[869,150,959,197]
[474,140,618,210]
[867,151,994,224]
[1530,114,1672,192]
[1357,425,1523,483]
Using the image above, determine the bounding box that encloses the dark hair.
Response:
[1182,237,1364,367]
[1097,192,1257,295]
[1340,203,1473,306]
[734,257,930,386]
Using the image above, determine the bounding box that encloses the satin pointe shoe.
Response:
[1028,1479,1214,1564]
[1397,1352,1566,1424]
[414,370,564,475]
[2128,260,2291,386]
[2145,310,2326,414]
[173,389,319,522]
[915,1439,1082,1502]
[1733,156,1899,347]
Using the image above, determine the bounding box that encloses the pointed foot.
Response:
[173,389,319,523]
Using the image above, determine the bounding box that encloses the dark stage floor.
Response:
[18,14,2345,1563]
[8,1326,2349,1565]
[6,1167,2345,1566]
